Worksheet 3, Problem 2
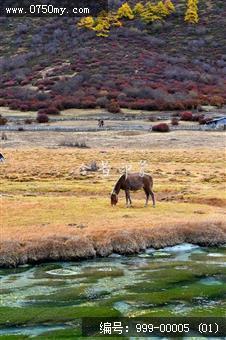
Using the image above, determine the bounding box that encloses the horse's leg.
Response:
[125,190,128,207]
[150,190,155,207]
[125,189,131,207]
[128,191,132,206]
[144,188,149,207]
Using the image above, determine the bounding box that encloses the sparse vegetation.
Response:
[0,115,7,126]
[106,99,121,113]
[36,113,49,123]
[171,117,179,126]
[152,123,170,132]
[59,139,89,148]
[180,111,193,121]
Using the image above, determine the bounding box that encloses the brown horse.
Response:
[111,173,155,207]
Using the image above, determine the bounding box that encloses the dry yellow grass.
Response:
[0,147,226,266]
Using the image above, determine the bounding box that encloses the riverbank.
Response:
[1,220,226,268]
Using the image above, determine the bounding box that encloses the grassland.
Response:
[1,137,226,267]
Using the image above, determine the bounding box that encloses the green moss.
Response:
[103,282,226,307]
[0,306,120,327]
[126,268,195,292]
[0,336,29,339]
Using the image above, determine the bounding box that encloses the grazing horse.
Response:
[111,173,155,207]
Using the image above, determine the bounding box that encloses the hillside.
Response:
[0,0,226,115]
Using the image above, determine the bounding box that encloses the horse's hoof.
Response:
[153,205,156,208]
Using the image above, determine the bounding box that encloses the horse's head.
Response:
[110,191,118,206]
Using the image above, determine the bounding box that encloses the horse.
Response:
[111,173,155,207]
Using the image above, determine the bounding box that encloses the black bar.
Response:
[82,317,226,337]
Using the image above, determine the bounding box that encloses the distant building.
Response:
[205,116,226,130]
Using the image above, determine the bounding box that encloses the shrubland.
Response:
[0,0,225,116]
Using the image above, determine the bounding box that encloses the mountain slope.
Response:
[0,0,225,113]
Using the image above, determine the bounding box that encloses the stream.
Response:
[0,243,226,338]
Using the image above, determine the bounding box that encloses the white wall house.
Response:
[204,117,226,130]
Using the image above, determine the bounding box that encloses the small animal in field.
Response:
[0,153,5,162]
[98,119,104,128]
[111,173,155,208]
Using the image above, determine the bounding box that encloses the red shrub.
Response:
[3,80,17,87]
[36,113,49,123]
[80,99,96,109]
[152,123,170,132]
[171,117,179,126]
[20,79,30,86]
[209,95,224,108]
[24,118,33,124]
[180,111,193,121]
[19,104,30,111]
[0,99,6,106]
[199,117,211,125]
[39,107,60,115]
[106,100,121,113]
[0,115,8,125]
[9,100,21,110]
[192,114,204,122]
[128,99,155,110]
[60,99,81,109]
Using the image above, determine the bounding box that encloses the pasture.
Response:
[1,129,226,266]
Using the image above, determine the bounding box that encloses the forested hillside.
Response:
[0,0,225,114]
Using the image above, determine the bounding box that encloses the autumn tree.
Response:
[140,1,174,24]
[140,2,162,23]
[77,16,95,29]
[164,0,175,13]
[133,2,145,16]
[155,1,170,17]
[185,0,199,24]
[117,2,134,20]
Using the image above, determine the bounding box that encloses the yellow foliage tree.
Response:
[94,13,111,37]
[77,16,95,29]
[164,0,175,13]
[108,12,123,27]
[117,2,134,19]
[185,0,199,24]
[133,2,145,16]
[140,2,163,23]
[155,1,170,17]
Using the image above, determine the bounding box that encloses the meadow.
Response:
[1,137,226,267]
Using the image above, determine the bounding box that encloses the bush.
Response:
[19,104,30,111]
[0,115,7,125]
[0,99,6,106]
[59,138,89,148]
[180,111,193,121]
[152,123,170,132]
[148,116,157,122]
[36,113,49,123]
[38,107,60,115]
[24,118,33,124]
[171,117,179,125]
[209,95,224,108]
[199,117,211,125]
[106,100,121,113]
[192,114,204,122]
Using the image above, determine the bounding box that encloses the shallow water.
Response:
[0,243,226,338]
